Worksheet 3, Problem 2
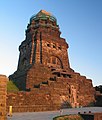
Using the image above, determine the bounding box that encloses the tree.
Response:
[95,85,102,93]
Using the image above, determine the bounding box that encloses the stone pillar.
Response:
[0,75,7,120]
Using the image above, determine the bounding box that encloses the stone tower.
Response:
[10,10,71,90]
[9,10,95,108]
[18,10,70,70]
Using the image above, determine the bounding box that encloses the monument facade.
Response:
[8,10,95,111]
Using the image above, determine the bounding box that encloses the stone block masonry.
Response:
[0,75,7,120]
[7,65,95,112]
[7,91,61,112]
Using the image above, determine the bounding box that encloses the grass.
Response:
[7,80,19,92]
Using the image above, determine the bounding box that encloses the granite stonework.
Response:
[8,10,95,112]
[0,75,7,120]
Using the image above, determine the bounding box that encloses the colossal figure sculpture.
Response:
[9,10,95,110]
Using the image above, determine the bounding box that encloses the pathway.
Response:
[7,107,102,120]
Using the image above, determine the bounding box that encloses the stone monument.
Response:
[8,10,95,111]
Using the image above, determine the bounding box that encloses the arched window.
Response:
[47,56,63,68]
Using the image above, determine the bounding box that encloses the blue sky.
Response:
[0,0,102,86]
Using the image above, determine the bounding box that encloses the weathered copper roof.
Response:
[30,10,57,22]
[38,10,51,16]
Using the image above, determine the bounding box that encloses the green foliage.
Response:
[87,102,95,107]
[95,85,102,93]
[61,101,72,109]
[53,114,84,120]
[7,80,19,92]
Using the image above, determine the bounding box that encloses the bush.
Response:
[87,102,95,107]
[53,114,84,120]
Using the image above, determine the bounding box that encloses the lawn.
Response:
[7,80,19,92]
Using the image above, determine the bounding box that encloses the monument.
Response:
[8,10,95,112]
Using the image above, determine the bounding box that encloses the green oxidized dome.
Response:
[30,10,57,23]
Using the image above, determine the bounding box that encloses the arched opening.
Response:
[47,56,63,69]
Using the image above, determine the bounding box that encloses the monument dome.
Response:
[30,10,57,23]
